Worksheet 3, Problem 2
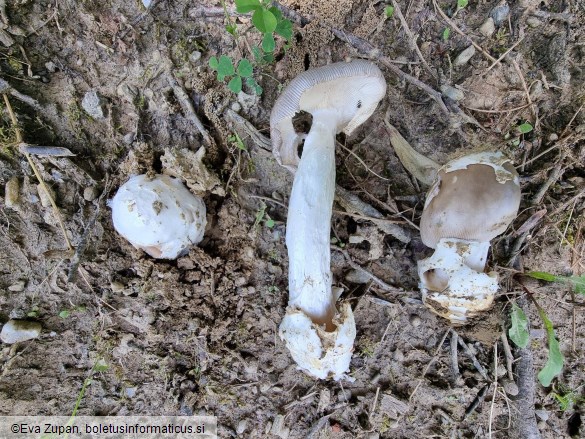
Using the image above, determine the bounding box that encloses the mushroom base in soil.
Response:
[271,60,387,380]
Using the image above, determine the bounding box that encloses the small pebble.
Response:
[8,280,25,292]
[454,45,476,67]
[490,2,510,26]
[83,186,100,201]
[535,409,549,421]
[236,419,247,434]
[479,17,495,37]
[345,269,371,284]
[409,314,421,327]
[548,133,559,142]
[5,176,20,208]
[189,51,202,64]
[125,387,137,398]
[110,281,125,293]
[0,320,42,344]
[440,84,465,101]
[231,102,242,112]
[537,420,547,430]
[503,380,519,396]
[393,349,404,362]
[496,364,507,378]
[45,61,57,73]
[81,90,106,119]
[526,17,542,28]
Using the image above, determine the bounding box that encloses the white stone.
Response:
[0,320,41,344]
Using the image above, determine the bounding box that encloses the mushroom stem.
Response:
[286,110,338,329]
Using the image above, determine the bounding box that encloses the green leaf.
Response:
[508,302,530,348]
[235,0,262,13]
[537,308,564,387]
[275,19,293,40]
[246,77,263,95]
[265,218,275,228]
[518,122,534,134]
[262,32,276,53]
[225,24,237,35]
[237,59,253,77]
[252,46,263,62]
[526,271,559,282]
[262,52,275,63]
[384,6,394,17]
[252,8,277,33]
[59,310,70,319]
[228,76,242,93]
[93,359,109,372]
[442,27,451,41]
[217,55,235,76]
[457,0,468,9]
[269,6,283,21]
[208,56,219,70]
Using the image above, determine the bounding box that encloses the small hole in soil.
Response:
[152,153,163,173]
[346,218,358,234]
[303,53,310,70]
[297,140,304,158]
[568,412,582,436]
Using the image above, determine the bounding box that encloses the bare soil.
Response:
[0,0,584,438]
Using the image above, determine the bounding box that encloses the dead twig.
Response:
[166,73,215,148]
[333,247,403,294]
[450,330,460,384]
[2,94,73,251]
[531,150,567,205]
[409,329,451,402]
[488,342,499,438]
[390,0,436,79]
[484,36,525,74]
[500,333,515,382]
[511,57,538,127]
[510,297,541,439]
[432,0,496,63]
[457,336,489,380]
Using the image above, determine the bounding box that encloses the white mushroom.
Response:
[270,60,387,379]
[110,174,206,259]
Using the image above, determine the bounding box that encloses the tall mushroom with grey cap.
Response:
[386,122,521,325]
[270,60,387,380]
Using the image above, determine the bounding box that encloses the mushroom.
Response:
[385,121,522,325]
[270,60,387,379]
[418,152,521,324]
[110,174,206,259]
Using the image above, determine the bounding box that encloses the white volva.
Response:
[110,174,206,259]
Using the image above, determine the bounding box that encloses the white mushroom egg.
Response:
[110,174,206,259]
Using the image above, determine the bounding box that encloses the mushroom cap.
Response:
[279,303,356,381]
[270,60,386,171]
[420,151,521,248]
[110,174,206,259]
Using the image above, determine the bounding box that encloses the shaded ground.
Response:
[0,0,584,437]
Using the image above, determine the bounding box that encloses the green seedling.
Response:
[58,305,87,319]
[384,6,394,17]
[526,271,585,295]
[506,121,534,147]
[209,56,258,94]
[457,0,468,9]
[228,132,247,152]
[508,297,564,388]
[442,27,451,41]
[253,202,275,229]
[552,384,585,411]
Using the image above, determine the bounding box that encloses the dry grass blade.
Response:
[383,112,439,186]
[3,93,73,251]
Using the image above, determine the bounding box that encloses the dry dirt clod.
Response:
[490,2,510,26]
[36,183,56,208]
[0,320,42,344]
[83,186,100,202]
[8,280,25,292]
[81,90,106,119]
